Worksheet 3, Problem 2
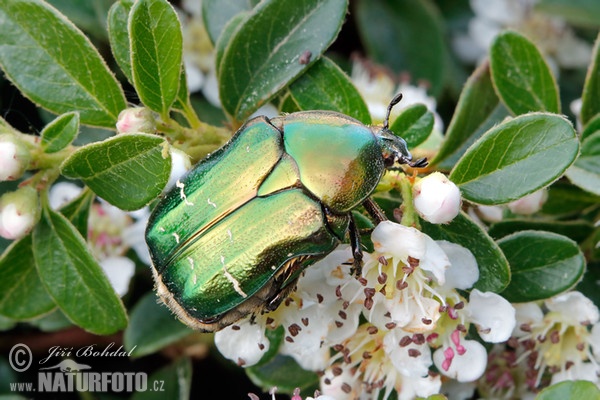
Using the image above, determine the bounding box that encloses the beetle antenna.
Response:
[383,93,403,130]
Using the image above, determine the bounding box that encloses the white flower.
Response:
[99,257,135,297]
[48,181,83,209]
[433,336,488,382]
[362,222,450,332]
[0,134,30,181]
[350,59,443,132]
[413,172,461,224]
[510,291,600,388]
[214,317,270,367]
[436,241,479,292]
[507,189,548,215]
[0,186,39,240]
[466,289,516,342]
[279,246,363,370]
[453,0,592,71]
[475,205,504,223]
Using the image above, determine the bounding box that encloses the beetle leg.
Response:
[362,197,388,224]
[348,213,364,276]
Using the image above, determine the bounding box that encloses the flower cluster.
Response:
[453,0,592,72]
[215,221,517,399]
[473,291,600,398]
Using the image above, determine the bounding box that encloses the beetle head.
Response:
[377,93,428,168]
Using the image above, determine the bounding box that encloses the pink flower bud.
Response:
[413,172,461,224]
[0,186,40,240]
[507,189,547,215]
[0,134,30,181]
[116,107,156,134]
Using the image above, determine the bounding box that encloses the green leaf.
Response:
[129,0,183,117]
[214,12,247,73]
[0,235,56,320]
[421,212,510,293]
[59,188,94,237]
[536,380,600,400]
[124,293,194,358]
[0,0,127,127]
[32,206,127,334]
[61,133,171,211]
[29,309,73,332]
[581,113,600,141]
[541,181,600,216]
[40,112,79,153]
[202,0,257,45]
[246,354,319,395]
[218,0,348,122]
[450,113,579,205]
[565,130,600,195]
[107,0,134,83]
[283,57,371,124]
[499,231,585,302]
[46,0,114,41]
[355,0,446,96]
[489,219,594,243]
[131,357,192,400]
[490,31,560,115]
[536,0,600,28]
[433,61,507,169]
[390,103,433,148]
[581,33,600,126]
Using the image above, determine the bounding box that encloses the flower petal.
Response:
[467,289,515,343]
[214,319,270,367]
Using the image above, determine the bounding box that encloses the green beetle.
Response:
[146,94,426,332]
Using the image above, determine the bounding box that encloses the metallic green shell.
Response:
[146,110,393,331]
[276,112,384,213]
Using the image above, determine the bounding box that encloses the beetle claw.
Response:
[409,157,428,168]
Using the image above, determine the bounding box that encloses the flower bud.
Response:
[507,189,547,215]
[0,186,40,240]
[0,134,31,181]
[413,172,461,224]
[115,107,156,134]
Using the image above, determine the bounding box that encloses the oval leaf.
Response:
[202,0,257,45]
[61,133,171,211]
[0,0,127,127]
[433,61,508,169]
[0,235,56,320]
[355,0,446,96]
[390,103,433,148]
[490,31,560,115]
[33,207,128,334]
[499,231,585,302]
[565,130,600,195]
[581,33,600,126]
[246,354,319,395]
[420,212,510,293]
[124,293,193,358]
[41,112,79,153]
[489,219,594,243]
[450,113,579,205]
[284,57,371,124]
[218,0,348,122]
[542,181,600,216]
[108,0,134,83]
[129,0,183,116]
